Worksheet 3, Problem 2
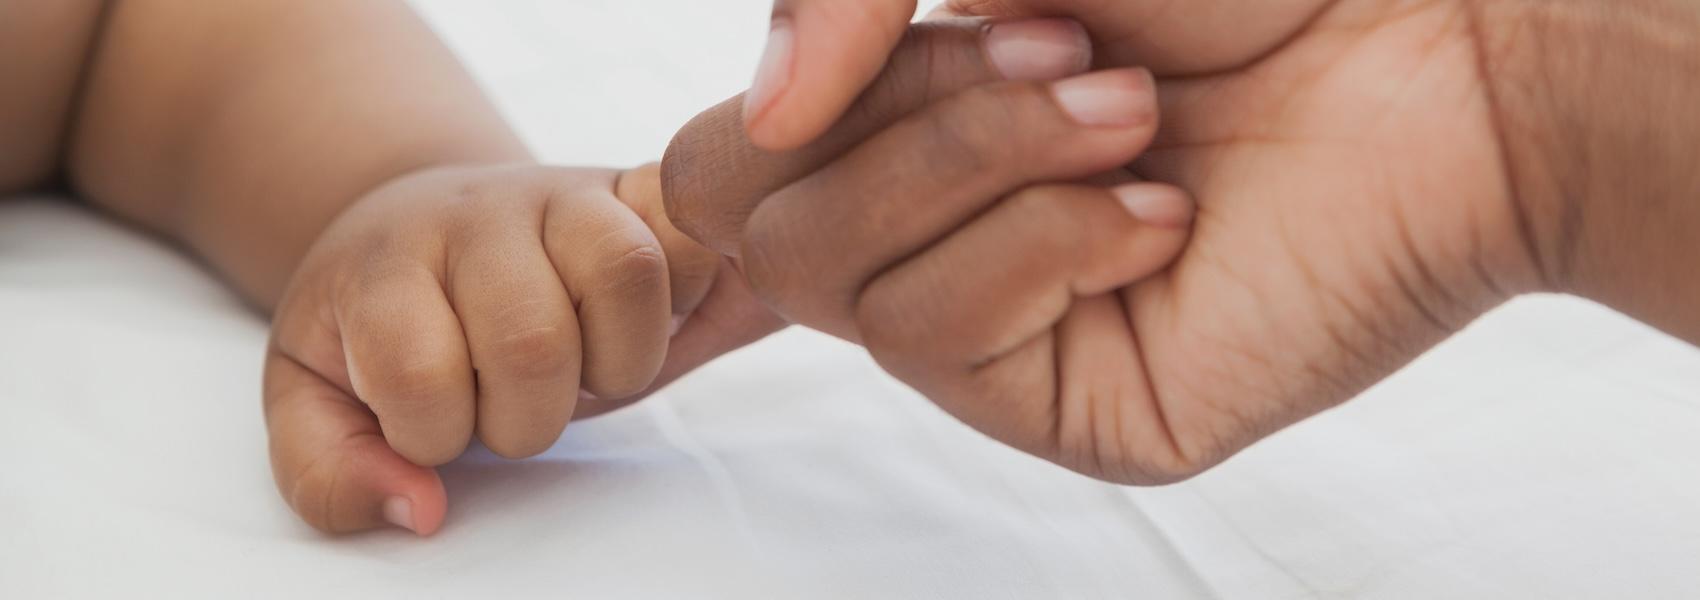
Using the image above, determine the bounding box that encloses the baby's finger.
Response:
[447,218,581,460]
[263,348,447,535]
[338,265,476,467]
[617,163,721,318]
[544,187,671,400]
[739,68,1161,340]
[665,17,1092,255]
[576,262,790,418]
[855,182,1193,455]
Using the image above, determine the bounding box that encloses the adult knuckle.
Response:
[1004,185,1058,216]
[1019,186,1089,240]
[661,108,743,246]
[659,141,706,228]
[948,0,1013,16]
[852,24,962,125]
[819,0,913,35]
[924,86,1028,173]
[1121,451,1211,486]
[738,212,806,310]
[1114,407,1225,487]
[854,280,934,372]
[904,22,991,101]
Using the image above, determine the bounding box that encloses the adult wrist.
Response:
[1469,0,1700,343]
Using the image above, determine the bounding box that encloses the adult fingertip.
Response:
[743,16,797,141]
[746,98,820,152]
[744,0,920,150]
[1052,68,1158,127]
[984,19,1091,81]
[1113,183,1195,228]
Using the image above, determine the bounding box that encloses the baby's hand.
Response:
[261,164,775,535]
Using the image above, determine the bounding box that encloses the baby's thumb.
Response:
[262,348,447,536]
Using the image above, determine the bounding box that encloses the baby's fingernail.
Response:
[1113,184,1194,228]
[668,314,688,337]
[985,19,1091,81]
[743,16,796,126]
[382,496,417,534]
[1053,68,1157,127]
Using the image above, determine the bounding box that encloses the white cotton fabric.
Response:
[3,1,1698,597]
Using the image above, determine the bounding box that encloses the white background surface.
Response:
[4,1,1700,598]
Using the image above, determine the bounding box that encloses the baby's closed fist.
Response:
[263,164,740,535]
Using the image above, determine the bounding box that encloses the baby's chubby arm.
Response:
[0,1,104,192]
[61,0,526,307]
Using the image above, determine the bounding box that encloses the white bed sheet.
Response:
[4,1,1700,597]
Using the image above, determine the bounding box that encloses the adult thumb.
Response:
[742,0,918,150]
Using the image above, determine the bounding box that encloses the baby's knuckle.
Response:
[343,259,429,303]
[598,242,669,297]
[481,429,557,460]
[584,365,653,400]
[283,440,357,533]
[487,324,573,378]
[379,354,465,408]
[449,177,503,211]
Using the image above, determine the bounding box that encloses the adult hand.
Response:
[664,0,1697,483]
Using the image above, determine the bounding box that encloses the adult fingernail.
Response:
[1113,184,1194,228]
[1052,68,1157,127]
[382,496,418,534]
[743,17,797,126]
[984,19,1091,81]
